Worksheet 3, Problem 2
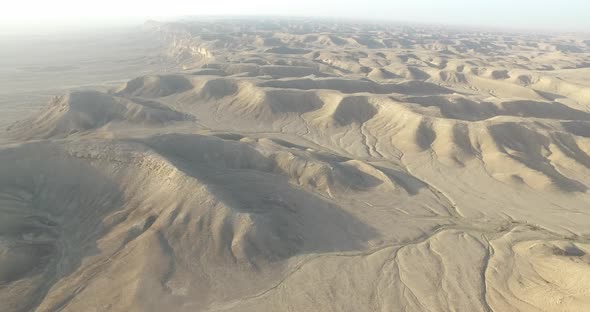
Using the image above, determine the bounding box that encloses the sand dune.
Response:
[1,18,590,312]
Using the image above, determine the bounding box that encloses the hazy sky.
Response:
[1,0,589,32]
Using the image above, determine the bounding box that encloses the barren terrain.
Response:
[1,18,590,311]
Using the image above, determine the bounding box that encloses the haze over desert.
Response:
[1,8,590,312]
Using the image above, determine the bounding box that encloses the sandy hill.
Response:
[7,90,192,139]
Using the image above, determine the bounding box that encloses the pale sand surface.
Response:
[1,18,590,311]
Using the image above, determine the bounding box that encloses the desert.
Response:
[1,17,590,311]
